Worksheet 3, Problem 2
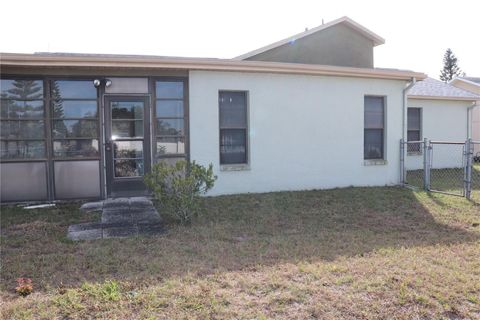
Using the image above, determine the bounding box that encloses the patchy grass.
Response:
[1,187,480,319]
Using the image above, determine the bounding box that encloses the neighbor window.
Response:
[407,108,421,153]
[364,96,385,160]
[1,79,46,159]
[51,80,99,158]
[219,91,248,165]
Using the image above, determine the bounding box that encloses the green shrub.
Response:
[144,160,216,224]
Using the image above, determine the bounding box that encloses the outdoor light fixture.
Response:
[93,78,112,88]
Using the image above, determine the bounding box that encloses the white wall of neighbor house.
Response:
[449,80,480,153]
[470,104,480,154]
[189,70,406,196]
[473,107,480,144]
[405,98,470,170]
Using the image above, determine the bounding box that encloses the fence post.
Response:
[465,138,473,200]
[400,139,405,185]
[423,138,429,191]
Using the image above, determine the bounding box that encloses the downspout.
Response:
[403,77,417,141]
[400,78,416,185]
[467,101,479,139]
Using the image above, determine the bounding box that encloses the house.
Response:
[449,77,480,154]
[0,16,449,202]
[405,77,480,170]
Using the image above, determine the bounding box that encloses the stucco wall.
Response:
[189,70,405,195]
[245,24,374,68]
[405,99,469,170]
[473,107,480,146]
[449,80,480,153]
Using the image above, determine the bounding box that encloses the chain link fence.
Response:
[470,141,480,202]
[400,140,426,189]
[429,141,466,196]
[401,139,479,202]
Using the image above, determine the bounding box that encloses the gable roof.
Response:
[234,16,385,60]
[408,77,480,101]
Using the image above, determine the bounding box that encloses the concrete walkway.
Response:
[68,197,164,241]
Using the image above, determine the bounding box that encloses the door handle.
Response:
[105,141,112,152]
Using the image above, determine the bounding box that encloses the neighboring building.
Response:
[449,77,480,153]
[405,77,480,170]
[0,16,455,202]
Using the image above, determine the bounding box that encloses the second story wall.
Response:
[245,24,375,68]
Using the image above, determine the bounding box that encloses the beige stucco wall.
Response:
[245,24,374,68]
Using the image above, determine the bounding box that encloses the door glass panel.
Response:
[111,101,144,119]
[109,100,146,179]
[114,140,143,158]
[114,159,144,177]
[112,120,144,138]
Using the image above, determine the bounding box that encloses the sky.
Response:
[1,0,479,79]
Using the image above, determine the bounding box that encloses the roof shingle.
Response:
[408,77,480,100]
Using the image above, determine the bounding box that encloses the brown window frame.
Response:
[154,78,188,161]
[50,79,100,160]
[1,78,47,161]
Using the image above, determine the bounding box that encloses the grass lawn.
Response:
[1,187,480,319]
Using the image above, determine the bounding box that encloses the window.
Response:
[1,79,46,159]
[51,80,99,158]
[364,96,385,160]
[155,80,186,158]
[219,91,248,165]
[407,108,422,153]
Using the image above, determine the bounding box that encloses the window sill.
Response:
[220,164,250,171]
[364,159,388,166]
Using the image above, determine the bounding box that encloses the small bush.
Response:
[144,160,216,224]
[15,278,33,296]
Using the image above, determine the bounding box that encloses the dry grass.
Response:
[1,187,479,319]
